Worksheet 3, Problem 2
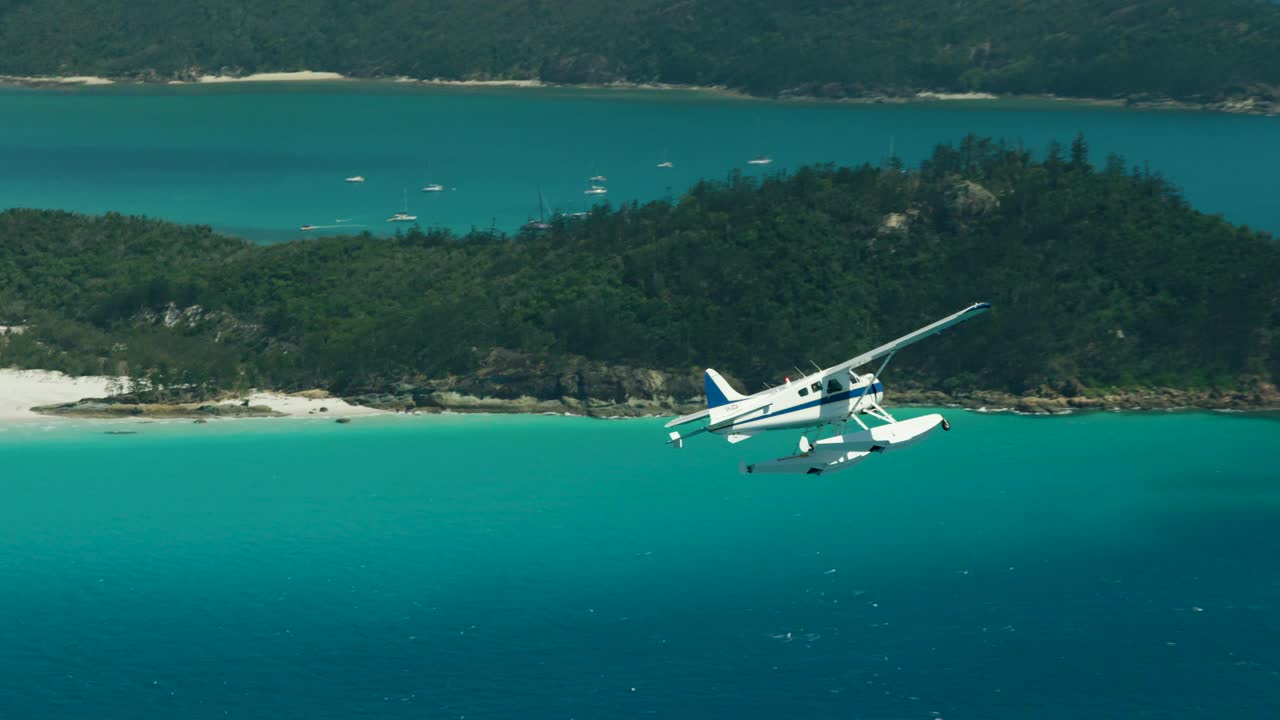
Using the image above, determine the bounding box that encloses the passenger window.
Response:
[826,378,843,394]
[810,382,822,393]
[798,388,809,397]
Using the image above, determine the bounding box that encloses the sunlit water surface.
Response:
[1,83,1278,240]
[0,410,1276,718]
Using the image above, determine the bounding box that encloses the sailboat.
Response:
[746,117,772,165]
[522,187,552,231]
[344,175,366,183]
[387,188,417,222]
[656,149,673,169]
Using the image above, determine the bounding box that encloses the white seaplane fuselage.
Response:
[664,302,991,475]
[704,370,884,442]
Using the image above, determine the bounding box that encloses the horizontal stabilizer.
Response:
[664,408,711,428]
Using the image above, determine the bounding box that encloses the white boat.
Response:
[589,175,607,182]
[386,189,417,222]
[420,160,444,192]
[584,185,608,196]
[657,160,674,168]
[523,186,552,231]
[300,224,317,231]
[344,175,366,183]
[746,118,772,166]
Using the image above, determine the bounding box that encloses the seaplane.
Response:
[664,302,991,475]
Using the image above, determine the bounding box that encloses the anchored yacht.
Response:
[387,189,417,222]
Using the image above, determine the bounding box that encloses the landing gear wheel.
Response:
[940,418,951,431]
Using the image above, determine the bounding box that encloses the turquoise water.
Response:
[1,410,1277,718]
[1,83,1278,240]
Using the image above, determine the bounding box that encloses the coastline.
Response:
[0,369,383,422]
[0,69,1272,117]
[376,385,1280,417]
[0,74,115,86]
[6,369,1276,424]
[189,71,347,84]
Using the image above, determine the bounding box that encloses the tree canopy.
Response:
[1,1,1278,103]
[2,135,1277,401]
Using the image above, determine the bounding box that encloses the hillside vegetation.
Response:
[1,136,1277,406]
[0,1,1278,104]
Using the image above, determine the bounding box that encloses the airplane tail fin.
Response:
[704,369,746,409]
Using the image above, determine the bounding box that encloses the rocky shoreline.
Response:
[32,399,285,419]
[886,385,1280,415]
[339,385,1280,418]
[332,352,1280,416]
[32,384,1279,421]
[0,71,1273,117]
[26,348,1279,420]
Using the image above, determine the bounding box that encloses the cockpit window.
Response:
[810,382,822,393]
[798,387,810,397]
[826,378,843,394]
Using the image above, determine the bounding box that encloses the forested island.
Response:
[2,136,1278,415]
[1,1,1279,111]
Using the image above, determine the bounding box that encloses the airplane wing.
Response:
[822,302,991,378]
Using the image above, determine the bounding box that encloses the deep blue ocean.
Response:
[1,411,1276,718]
[0,83,1278,240]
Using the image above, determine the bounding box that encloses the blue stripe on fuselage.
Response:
[733,382,884,427]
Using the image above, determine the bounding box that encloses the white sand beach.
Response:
[231,391,385,417]
[196,71,347,83]
[0,75,114,86]
[0,370,118,421]
[915,91,998,101]
[0,369,382,421]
